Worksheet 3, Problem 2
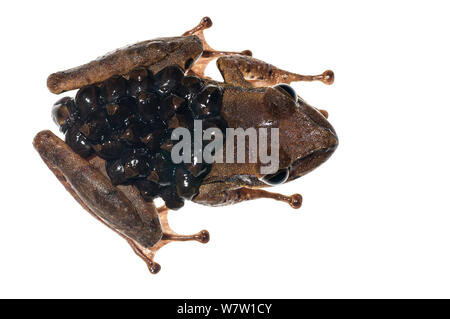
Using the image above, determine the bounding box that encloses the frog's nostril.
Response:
[261,168,289,186]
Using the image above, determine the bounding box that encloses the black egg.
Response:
[159,185,185,210]
[101,76,127,103]
[175,166,200,200]
[122,149,152,179]
[176,75,204,102]
[117,95,138,113]
[168,113,189,130]
[75,85,101,118]
[120,127,140,145]
[93,138,123,160]
[52,97,76,133]
[65,126,93,158]
[105,102,131,128]
[135,180,159,202]
[79,111,110,143]
[137,91,159,122]
[160,138,175,153]
[154,65,185,95]
[105,159,127,185]
[191,85,222,118]
[159,94,185,121]
[273,83,298,102]
[151,152,176,186]
[128,67,153,97]
[129,67,150,82]
[175,102,195,127]
[140,130,163,151]
[123,114,151,138]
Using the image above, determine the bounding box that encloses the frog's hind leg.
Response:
[127,205,210,274]
[182,17,252,78]
[217,55,334,88]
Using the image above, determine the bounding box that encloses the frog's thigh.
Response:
[33,130,162,248]
[216,55,334,87]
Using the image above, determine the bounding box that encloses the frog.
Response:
[33,17,338,274]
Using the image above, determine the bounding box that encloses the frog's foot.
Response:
[217,54,334,88]
[157,205,210,244]
[183,17,252,78]
[126,205,209,274]
[234,188,303,209]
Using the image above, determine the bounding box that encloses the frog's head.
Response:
[261,84,338,185]
[203,84,338,188]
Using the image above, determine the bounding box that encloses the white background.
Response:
[1,0,449,298]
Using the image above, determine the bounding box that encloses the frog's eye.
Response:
[261,168,289,186]
[273,83,298,103]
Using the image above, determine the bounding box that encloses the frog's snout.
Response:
[288,139,338,182]
[282,101,338,182]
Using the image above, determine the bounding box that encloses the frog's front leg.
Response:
[182,17,252,78]
[217,55,334,88]
[183,17,333,87]
[194,183,302,209]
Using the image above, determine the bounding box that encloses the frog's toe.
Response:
[158,205,210,244]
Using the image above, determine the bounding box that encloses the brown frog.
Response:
[34,17,338,274]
